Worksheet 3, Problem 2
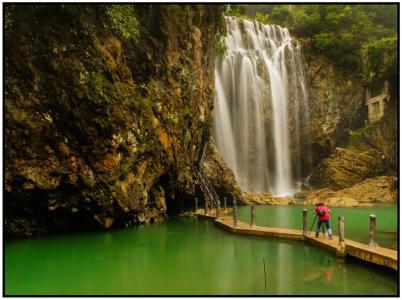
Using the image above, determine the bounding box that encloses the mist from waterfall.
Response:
[213,16,311,197]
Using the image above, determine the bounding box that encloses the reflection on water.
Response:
[238,204,397,248]
[5,218,397,295]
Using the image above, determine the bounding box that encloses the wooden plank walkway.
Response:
[195,208,397,271]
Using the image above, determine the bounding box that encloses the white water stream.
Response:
[213,16,310,196]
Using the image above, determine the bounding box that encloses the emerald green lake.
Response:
[5,205,398,296]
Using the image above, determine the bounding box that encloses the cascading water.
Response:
[213,16,311,197]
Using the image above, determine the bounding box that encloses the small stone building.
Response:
[365,81,390,124]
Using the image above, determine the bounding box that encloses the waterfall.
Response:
[213,16,311,197]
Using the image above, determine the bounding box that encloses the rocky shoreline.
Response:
[202,141,397,209]
[240,175,397,208]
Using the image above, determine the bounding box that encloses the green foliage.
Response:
[347,124,375,150]
[312,33,334,51]
[354,124,375,134]
[223,4,397,85]
[183,107,193,119]
[255,12,269,24]
[105,5,139,42]
[214,38,227,58]
[225,5,247,17]
[84,72,149,111]
[269,6,291,25]
[84,72,116,107]
[358,4,397,30]
[135,83,152,106]
[240,4,397,75]
[118,162,132,180]
[169,5,189,23]
[166,113,178,125]
[363,37,397,82]
[108,161,132,182]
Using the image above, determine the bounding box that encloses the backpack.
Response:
[317,209,325,216]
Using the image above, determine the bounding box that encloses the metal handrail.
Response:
[192,166,219,208]
[192,167,212,205]
[199,167,219,204]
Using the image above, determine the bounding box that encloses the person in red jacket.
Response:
[314,202,333,239]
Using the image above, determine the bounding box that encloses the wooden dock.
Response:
[195,208,397,271]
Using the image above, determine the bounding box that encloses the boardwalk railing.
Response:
[194,204,397,271]
[190,163,396,270]
[192,166,219,211]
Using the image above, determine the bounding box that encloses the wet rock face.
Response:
[201,140,244,204]
[308,147,386,191]
[200,140,298,206]
[300,40,397,194]
[302,41,366,167]
[302,176,397,207]
[4,5,224,237]
[348,100,398,173]
[201,139,298,206]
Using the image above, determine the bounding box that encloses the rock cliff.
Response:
[302,40,397,190]
[308,147,387,190]
[201,139,244,204]
[301,176,397,207]
[4,5,224,237]
[302,42,366,167]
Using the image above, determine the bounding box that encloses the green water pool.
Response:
[5,207,398,296]
[237,204,398,249]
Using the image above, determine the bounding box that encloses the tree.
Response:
[363,37,397,83]
[225,4,397,75]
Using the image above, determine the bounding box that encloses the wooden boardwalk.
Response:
[195,208,397,271]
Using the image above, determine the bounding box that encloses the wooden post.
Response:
[195,197,198,213]
[338,216,345,245]
[336,216,346,257]
[216,200,220,220]
[204,198,208,215]
[251,205,256,227]
[224,197,227,213]
[369,214,378,247]
[233,198,238,227]
[302,209,308,236]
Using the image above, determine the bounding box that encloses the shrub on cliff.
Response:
[362,37,397,84]
[105,5,139,42]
